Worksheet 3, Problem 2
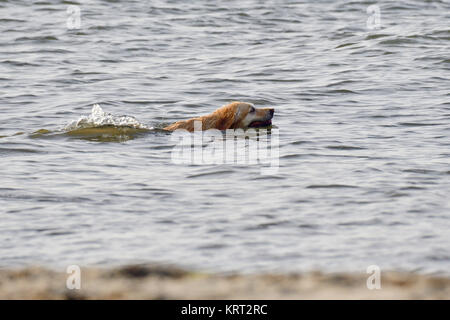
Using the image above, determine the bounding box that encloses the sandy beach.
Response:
[1,265,448,300]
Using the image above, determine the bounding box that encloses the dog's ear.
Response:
[216,106,237,130]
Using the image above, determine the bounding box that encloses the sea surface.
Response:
[0,0,449,275]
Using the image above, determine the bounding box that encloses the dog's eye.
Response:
[249,106,255,113]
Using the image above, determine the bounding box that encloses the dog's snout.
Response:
[269,108,274,116]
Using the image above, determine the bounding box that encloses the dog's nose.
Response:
[269,108,274,116]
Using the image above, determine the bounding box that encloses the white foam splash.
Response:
[64,104,150,131]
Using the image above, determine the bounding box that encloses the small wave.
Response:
[59,104,152,142]
[0,147,42,157]
[326,145,366,150]
[64,104,150,131]
[29,105,154,142]
[379,38,417,46]
[15,35,58,42]
[306,184,358,189]
[1,60,39,67]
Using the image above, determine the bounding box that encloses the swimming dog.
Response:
[164,101,274,132]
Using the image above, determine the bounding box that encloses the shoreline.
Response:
[1,264,449,299]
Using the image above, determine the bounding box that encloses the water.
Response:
[0,0,449,275]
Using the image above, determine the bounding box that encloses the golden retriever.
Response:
[164,101,274,132]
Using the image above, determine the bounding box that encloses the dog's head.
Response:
[213,102,274,130]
